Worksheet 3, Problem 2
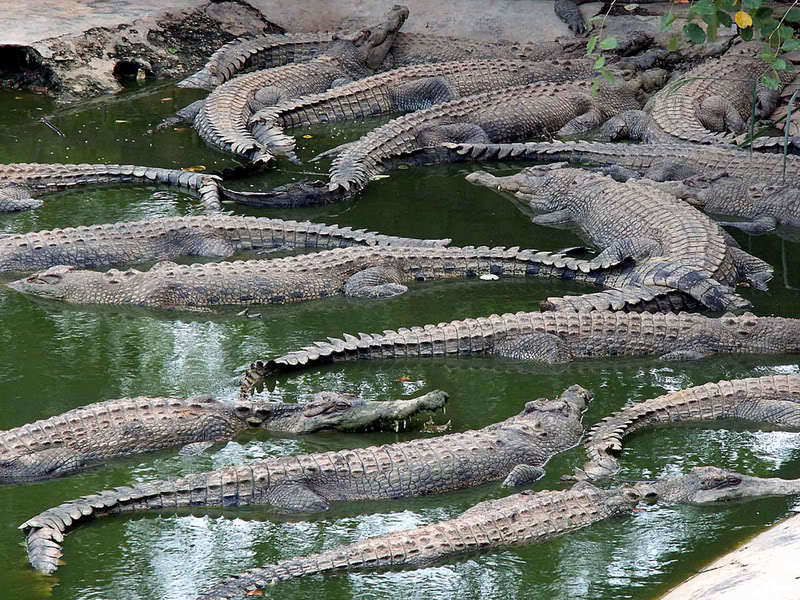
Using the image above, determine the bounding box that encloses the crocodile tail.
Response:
[219,180,343,208]
[638,263,751,313]
[541,286,700,313]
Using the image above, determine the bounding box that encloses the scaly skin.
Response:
[465,165,771,311]
[199,482,640,599]
[192,6,409,163]
[179,31,589,90]
[20,385,592,575]
[598,41,798,150]
[249,58,597,162]
[239,311,800,398]
[5,244,628,309]
[575,375,800,480]
[0,215,450,275]
[222,72,663,207]
[200,465,800,599]
[0,163,222,213]
[443,140,800,233]
[0,390,448,482]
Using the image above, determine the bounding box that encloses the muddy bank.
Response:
[0,0,281,101]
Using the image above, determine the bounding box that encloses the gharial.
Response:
[21,385,592,575]
[0,390,448,482]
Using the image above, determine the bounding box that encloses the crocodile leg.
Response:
[263,483,330,512]
[530,209,574,225]
[415,123,491,146]
[557,109,605,136]
[699,95,747,134]
[491,331,573,363]
[0,184,42,212]
[728,246,773,291]
[502,464,546,488]
[716,215,778,233]
[390,76,457,111]
[590,238,663,265]
[554,0,587,34]
[343,265,408,298]
[0,448,86,479]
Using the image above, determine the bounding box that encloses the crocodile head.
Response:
[500,384,592,451]
[229,389,448,434]
[635,466,800,505]
[336,4,409,71]
[710,312,800,354]
[6,265,139,304]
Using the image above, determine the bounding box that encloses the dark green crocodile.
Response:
[0,390,448,482]
[20,385,592,574]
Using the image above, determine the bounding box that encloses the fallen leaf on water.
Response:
[479,273,499,281]
[302,134,313,139]
[395,376,412,382]
[246,591,264,596]
[172,127,186,132]
[183,165,207,172]
[14,96,23,100]
[160,97,173,102]
[397,165,409,169]
[624,3,639,10]
[114,119,129,124]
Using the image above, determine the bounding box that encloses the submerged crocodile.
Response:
[0,163,222,213]
[0,215,449,275]
[221,72,664,207]
[598,41,798,150]
[0,390,448,482]
[574,375,800,480]
[200,481,641,599]
[201,464,800,599]
[239,311,800,398]
[191,6,409,163]
[249,57,598,163]
[6,244,620,309]
[444,140,800,233]
[178,30,591,90]
[21,385,592,574]
[465,164,771,311]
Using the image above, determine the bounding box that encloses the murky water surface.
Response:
[0,82,799,600]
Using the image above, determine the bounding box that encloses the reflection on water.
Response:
[0,84,799,600]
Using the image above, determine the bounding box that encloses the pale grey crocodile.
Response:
[0,215,449,275]
[0,390,447,481]
[21,385,592,574]
[239,311,800,398]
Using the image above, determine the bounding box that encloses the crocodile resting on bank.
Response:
[573,374,800,480]
[464,164,771,312]
[177,30,592,91]
[191,5,409,163]
[0,162,222,213]
[0,390,447,482]
[220,71,664,207]
[248,57,599,163]
[199,465,800,599]
[598,41,799,151]
[21,385,592,574]
[443,140,800,233]
[239,311,800,398]
[0,215,449,275]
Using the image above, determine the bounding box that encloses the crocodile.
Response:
[597,41,799,151]
[0,163,222,213]
[0,390,448,482]
[5,244,626,309]
[198,464,800,599]
[248,57,598,163]
[219,71,665,207]
[239,311,800,399]
[178,30,592,91]
[20,385,592,574]
[442,140,800,233]
[465,164,771,311]
[0,215,450,275]
[572,375,800,480]
[191,5,409,163]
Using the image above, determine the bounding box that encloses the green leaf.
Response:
[786,8,800,23]
[599,67,616,83]
[779,26,795,41]
[718,0,737,12]
[667,32,681,51]
[591,79,600,96]
[775,58,788,71]
[598,36,618,50]
[683,23,707,44]
[586,34,598,55]
[660,10,676,31]
[742,0,762,10]
[716,10,732,27]
[594,55,606,69]
[760,75,780,90]
[690,0,717,17]
[740,25,753,41]
[783,39,800,52]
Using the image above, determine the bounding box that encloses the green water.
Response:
[0,83,799,600]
